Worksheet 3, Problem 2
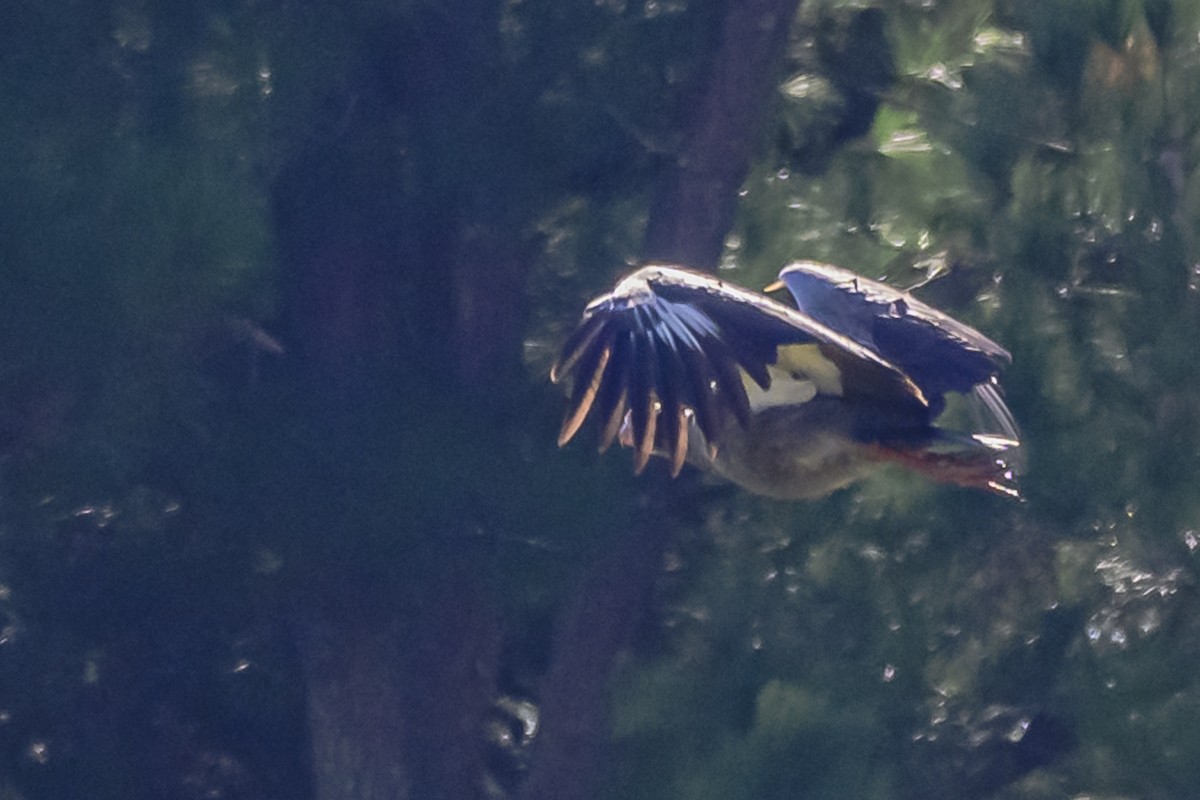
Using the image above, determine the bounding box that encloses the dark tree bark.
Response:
[643,0,802,268]
[276,25,516,800]
[283,228,510,800]
[299,599,412,800]
[398,552,502,800]
[450,215,533,396]
[518,516,672,800]
[521,2,802,799]
[297,548,501,800]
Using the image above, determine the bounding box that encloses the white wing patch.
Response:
[738,343,844,412]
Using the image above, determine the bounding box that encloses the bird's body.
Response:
[682,400,898,500]
[552,263,1020,499]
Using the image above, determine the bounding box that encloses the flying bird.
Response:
[550,262,1020,499]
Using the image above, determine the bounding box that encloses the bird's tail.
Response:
[869,431,1022,498]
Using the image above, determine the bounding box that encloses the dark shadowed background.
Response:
[3,1,1200,799]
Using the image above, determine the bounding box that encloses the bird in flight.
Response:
[551,262,1020,499]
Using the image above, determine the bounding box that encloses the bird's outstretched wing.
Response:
[774,261,1017,438]
[551,265,926,475]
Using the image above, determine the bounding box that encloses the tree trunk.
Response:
[450,216,532,397]
[643,0,801,268]
[296,545,501,800]
[279,161,511,800]
[299,601,412,800]
[518,516,672,800]
[521,1,802,798]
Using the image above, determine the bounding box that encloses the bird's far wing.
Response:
[972,380,1020,443]
[775,261,1009,399]
[552,264,925,476]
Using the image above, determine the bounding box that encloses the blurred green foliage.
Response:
[3,0,1200,799]
[602,1,1200,799]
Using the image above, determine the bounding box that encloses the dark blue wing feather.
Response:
[552,265,925,468]
[777,261,1008,406]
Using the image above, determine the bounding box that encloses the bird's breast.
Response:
[690,401,882,500]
